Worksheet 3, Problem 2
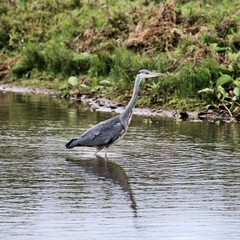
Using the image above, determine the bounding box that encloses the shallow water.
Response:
[0,91,240,240]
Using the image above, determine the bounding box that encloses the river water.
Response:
[0,91,240,240]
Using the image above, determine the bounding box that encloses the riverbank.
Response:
[1,84,234,122]
[1,1,240,122]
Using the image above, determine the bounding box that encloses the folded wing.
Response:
[65,116,125,149]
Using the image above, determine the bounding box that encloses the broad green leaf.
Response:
[99,80,112,86]
[198,88,214,94]
[80,84,90,90]
[68,76,79,87]
[217,92,222,99]
[216,74,233,87]
[59,82,68,90]
[217,85,226,95]
[233,80,240,88]
[233,87,240,97]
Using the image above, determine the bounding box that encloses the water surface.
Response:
[0,91,240,240]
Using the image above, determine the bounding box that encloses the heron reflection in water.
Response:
[66,156,137,215]
[66,69,165,156]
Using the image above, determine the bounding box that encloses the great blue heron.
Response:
[65,69,165,156]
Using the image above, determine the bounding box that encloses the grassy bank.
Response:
[0,0,240,120]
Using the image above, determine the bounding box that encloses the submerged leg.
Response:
[104,147,109,158]
[95,147,103,156]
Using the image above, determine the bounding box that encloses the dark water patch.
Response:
[0,91,240,240]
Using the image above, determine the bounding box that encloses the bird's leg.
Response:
[95,147,102,156]
[104,147,109,158]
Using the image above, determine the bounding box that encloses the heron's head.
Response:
[137,69,165,79]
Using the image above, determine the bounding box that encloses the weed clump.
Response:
[124,2,182,52]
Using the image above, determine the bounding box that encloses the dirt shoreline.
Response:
[0,84,230,122]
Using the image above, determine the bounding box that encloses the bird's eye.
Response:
[138,69,149,75]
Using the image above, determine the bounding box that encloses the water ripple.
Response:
[0,92,240,240]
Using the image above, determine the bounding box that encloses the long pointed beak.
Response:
[150,71,166,77]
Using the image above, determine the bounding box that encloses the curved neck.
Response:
[121,75,142,121]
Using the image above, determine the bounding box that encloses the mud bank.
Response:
[0,84,231,122]
[0,84,56,95]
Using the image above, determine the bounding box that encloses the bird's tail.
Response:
[65,138,78,149]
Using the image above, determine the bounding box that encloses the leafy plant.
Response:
[59,74,111,99]
[199,74,240,120]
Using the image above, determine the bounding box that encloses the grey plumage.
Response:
[65,115,125,149]
[65,69,165,156]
